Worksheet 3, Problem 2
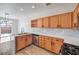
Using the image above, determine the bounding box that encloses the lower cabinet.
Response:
[38,35,42,47]
[38,35,45,48]
[16,34,64,54]
[41,36,45,48]
[44,36,52,51]
[38,35,64,54]
[16,34,32,52]
[16,35,26,51]
[51,37,64,54]
[26,34,32,46]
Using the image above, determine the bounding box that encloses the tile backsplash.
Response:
[31,28,79,37]
[29,28,79,46]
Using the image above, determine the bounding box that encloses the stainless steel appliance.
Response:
[32,34,39,46]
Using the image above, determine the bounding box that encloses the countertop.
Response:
[15,31,79,46]
[15,33,32,37]
[30,32,79,46]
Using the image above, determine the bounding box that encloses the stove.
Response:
[62,43,79,55]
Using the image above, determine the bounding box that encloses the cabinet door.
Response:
[59,13,72,28]
[38,36,42,47]
[42,17,49,28]
[37,18,43,28]
[16,36,26,51]
[51,38,64,54]
[41,36,45,48]
[49,15,59,28]
[31,20,37,27]
[44,36,52,51]
[26,35,32,46]
[38,35,45,48]
[73,5,79,29]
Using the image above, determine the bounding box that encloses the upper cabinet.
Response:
[31,12,73,29]
[49,15,59,28]
[37,18,43,28]
[42,17,49,28]
[31,20,37,27]
[59,12,72,28]
[73,4,79,29]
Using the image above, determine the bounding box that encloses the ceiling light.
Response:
[32,5,35,8]
[20,8,24,11]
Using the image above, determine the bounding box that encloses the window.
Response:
[0,19,13,43]
[0,20,12,34]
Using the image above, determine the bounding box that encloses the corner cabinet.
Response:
[26,34,32,46]
[15,34,32,52]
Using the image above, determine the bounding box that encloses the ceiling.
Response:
[0,3,77,19]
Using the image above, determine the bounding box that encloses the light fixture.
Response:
[20,8,24,11]
[32,5,35,8]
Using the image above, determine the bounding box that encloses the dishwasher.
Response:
[32,34,39,46]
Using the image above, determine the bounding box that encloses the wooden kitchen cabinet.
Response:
[31,20,37,27]
[41,36,45,48]
[59,13,72,28]
[49,15,59,28]
[37,18,43,28]
[38,35,45,48]
[44,36,52,51]
[51,37,64,54]
[31,12,73,28]
[42,17,49,28]
[38,35,42,47]
[38,35,64,54]
[16,35,26,51]
[73,4,79,29]
[16,34,32,52]
[26,34,32,46]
